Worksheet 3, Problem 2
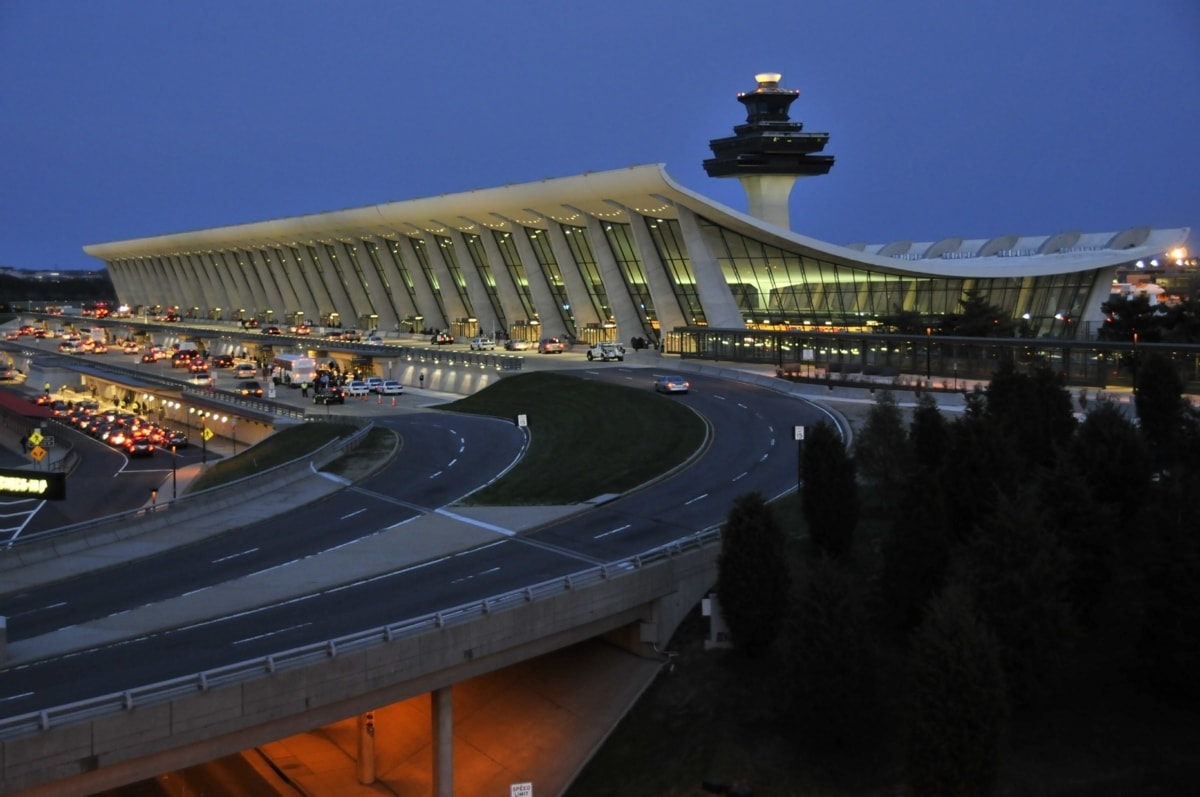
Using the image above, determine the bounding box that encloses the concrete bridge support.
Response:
[433,687,453,797]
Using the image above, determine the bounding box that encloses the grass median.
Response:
[444,371,708,505]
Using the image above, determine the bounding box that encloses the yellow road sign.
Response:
[202,427,214,442]
[27,430,44,446]
[29,445,47,462]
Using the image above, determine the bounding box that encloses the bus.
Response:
[271,354,317,387]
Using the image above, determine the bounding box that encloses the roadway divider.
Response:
[0,422,374,573]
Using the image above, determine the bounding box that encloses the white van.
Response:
[232,363,257,379]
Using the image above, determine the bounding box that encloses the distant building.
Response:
[84,74,1189,344]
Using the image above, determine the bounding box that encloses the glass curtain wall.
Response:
[459,233,507,329]
[524,227,575,334]
[601,221,659,339]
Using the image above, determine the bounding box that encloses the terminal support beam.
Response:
[432,687,453,797]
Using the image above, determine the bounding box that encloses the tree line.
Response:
[715,353,1200,795]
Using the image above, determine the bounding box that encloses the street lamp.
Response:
[171,444,177,500]
[925,326,932,385]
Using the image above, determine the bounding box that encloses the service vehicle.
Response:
[364,376,385,392]
[344,380,371,396]
[378,380,404,395]
[271,354,318,387]
[585,342,625,362]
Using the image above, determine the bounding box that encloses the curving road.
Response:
[0,367,832,719]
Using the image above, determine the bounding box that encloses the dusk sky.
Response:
[2,0,1197,272]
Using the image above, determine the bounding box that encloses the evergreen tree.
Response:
[984,362,1076,470]
[908,392,949,473]
[801,421,859,559]
[1134,352,1191,467]
[851,388,910,508]
[779,556,880,749]
[881,467,953,631]
[949,488,1078,701]
[905,585,1008,797]
[715,491,791,657]
[1069,399,1152,523]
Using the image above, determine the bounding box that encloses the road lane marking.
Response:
[212,548,259,564]
[594,524,631,540]
[233,622,312,645]
[684,493,708,505]
[340,508,368,519]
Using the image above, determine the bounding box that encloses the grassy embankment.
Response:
[188,371,708,505]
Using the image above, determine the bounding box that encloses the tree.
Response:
[779,556,880,748]
[851,388,909,507]
[984,362,1076,470]
[905,584,1008,797]
[908,391,949,472]
[1134,352,1191,466]
[949,488,1078,701]
[881,468,953,631]
[942,290,1016,337]
[1069,399,1152,523]
[715,491,790,657]
[801,421,859,559]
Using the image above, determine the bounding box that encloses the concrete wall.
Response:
[1,544,718,796]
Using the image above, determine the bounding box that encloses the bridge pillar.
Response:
[356,711,376,784]
[432,686,453,797]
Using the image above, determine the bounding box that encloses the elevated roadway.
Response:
[0,345,903,796]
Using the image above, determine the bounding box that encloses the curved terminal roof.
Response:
[85,164,1189,279]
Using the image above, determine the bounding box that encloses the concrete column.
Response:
[432,686,453,797]
[356,711,376,784]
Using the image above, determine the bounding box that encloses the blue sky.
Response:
[2,0,1197,271]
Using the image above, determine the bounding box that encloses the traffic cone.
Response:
[391,396,397,407]
[377,393,382,405]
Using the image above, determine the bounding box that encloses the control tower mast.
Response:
[703,73,835,230]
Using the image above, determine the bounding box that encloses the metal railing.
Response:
[0,527,720,740]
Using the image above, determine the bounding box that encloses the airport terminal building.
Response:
[83,75,1189,350]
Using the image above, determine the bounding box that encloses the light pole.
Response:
[231,419,237,455]
[171,444,177,500]
[925,326,932,386]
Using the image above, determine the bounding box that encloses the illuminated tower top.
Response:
[703,73,835,229]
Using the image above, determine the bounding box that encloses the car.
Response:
[188,373,214,387]
[586,342,625,362]
[430,332,454,345]
[188,360,210,373]
[241,318,260,329]
[232,363,258,379]
[211,354,235,368]
[503,338,533,351]
[345,380,371,396]
[0,365,14,380]
[263,325,282,335]
[378,380,403,395]
[165,429,188,449]
[469,336,495,351]
[366,335,384,345]
[538,337,566,354]
[123,435,155,457]
[364,376,385,392]
[654,375,691,394]
[122,342,140,354]
[314,385,346,405]
[236,380,264,397]
[141,353,158,364]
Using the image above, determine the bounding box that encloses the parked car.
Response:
[314,385,346,405]
[654,375,691,394]
[469,336,495,351]
[378,380,404,395]
[236,380,264,397]
[364,376,385,392]
[345,380,371,396]
[586,342,625,362]
[505,339,533,351]
[538,337,566,354]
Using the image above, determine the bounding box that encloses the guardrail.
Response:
[0,421,373,559]
[0,527,720,740]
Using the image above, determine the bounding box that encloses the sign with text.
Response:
[0,466,66,500]
[511,783,532,797]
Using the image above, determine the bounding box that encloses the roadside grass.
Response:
[187,422,358,493]
[443,371,707,505]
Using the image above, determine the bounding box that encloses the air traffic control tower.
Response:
[703,72,835,230]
